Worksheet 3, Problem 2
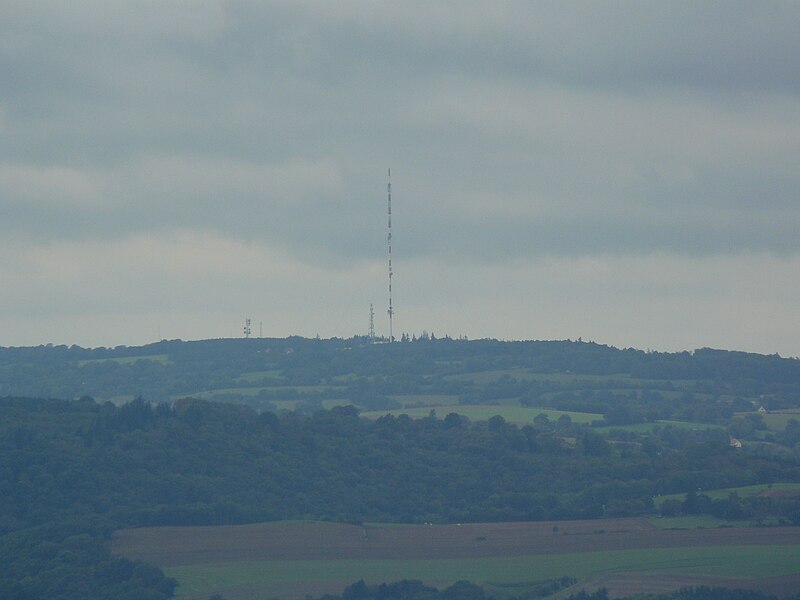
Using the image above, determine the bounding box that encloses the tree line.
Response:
[309,580,798,600]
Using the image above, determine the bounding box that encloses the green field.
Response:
[360,405,602,425]
[648,516,782,529]
[445,369,633,385]
[654,483,800,508]
[596,420,724,433]
[78,354,170,366]
[235,369,284,383]
[177,385,340,400]
[167,544,800,599]
[762,411,800,431]
[390,394,461,407]
[442,370,712,393]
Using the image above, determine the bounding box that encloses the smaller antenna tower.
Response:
[387,168,394,342]
[243,317,252,338]
[369,304,376,340]
[259,321,263,338]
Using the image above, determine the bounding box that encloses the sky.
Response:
[1,1,799,356]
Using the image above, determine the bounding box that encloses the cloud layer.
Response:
[2,1,799,354]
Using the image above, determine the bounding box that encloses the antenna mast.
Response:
[387,168,394,342]
[369,304,376,340]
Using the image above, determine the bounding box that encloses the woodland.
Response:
[1,338,800,599]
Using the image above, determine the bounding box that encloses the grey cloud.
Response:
[2,1,799,265]
[269,2,800,93]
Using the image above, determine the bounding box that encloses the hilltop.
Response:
[2,337,800,446]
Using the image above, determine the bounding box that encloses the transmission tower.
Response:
[243,317,251,338]
[369,304,376,340]
[387,168,394,342]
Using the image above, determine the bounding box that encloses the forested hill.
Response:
[2,395,800,599]
[7,396,797,531]
[1,337,799,411]
[2,336,800,598]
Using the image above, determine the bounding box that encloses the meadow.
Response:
[163,545,800,599]
[653,483,800,509]
[78,353,170,366]
[595,420,724,433]
[761,410,800,431]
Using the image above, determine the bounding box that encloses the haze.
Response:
[2,1,799,356]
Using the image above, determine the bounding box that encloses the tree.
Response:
[580,430,610,456]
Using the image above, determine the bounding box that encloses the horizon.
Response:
[3,333,798,360]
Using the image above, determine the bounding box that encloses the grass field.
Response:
[445,369,633,385]
[177,385,341,400]
[444,368,543,383]
[648,516,783,529]
[112,519,800,600]
[360,405,602,425]
[763,411,800,431]
[164,545,800,599]
[441,370,716,395]
[596,420,724,433]
[235,369,284,383]
[654,483,800,508]
[78,354,170,366]
[389,394,461,407]
[185,386,266,398]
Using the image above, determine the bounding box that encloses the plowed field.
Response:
[111,519,800,599]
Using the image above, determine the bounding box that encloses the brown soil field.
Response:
[762,487,800,499]
[111,518,800,567]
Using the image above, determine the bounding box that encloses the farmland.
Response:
[111,519,800,599]
[654,483,800,509]
[3,339,800,599]
[761,409,800,431]
[77,353,171,366]
[6,338,799,431]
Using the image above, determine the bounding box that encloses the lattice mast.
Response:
[369,304,376,340]
[387,168,394,342]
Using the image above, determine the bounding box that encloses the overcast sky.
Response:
[2,1,799,356]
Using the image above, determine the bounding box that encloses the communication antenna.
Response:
[259,321,263,338]
[387,168,394,342]
[369,304,376,340]
[243,317,252,338]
